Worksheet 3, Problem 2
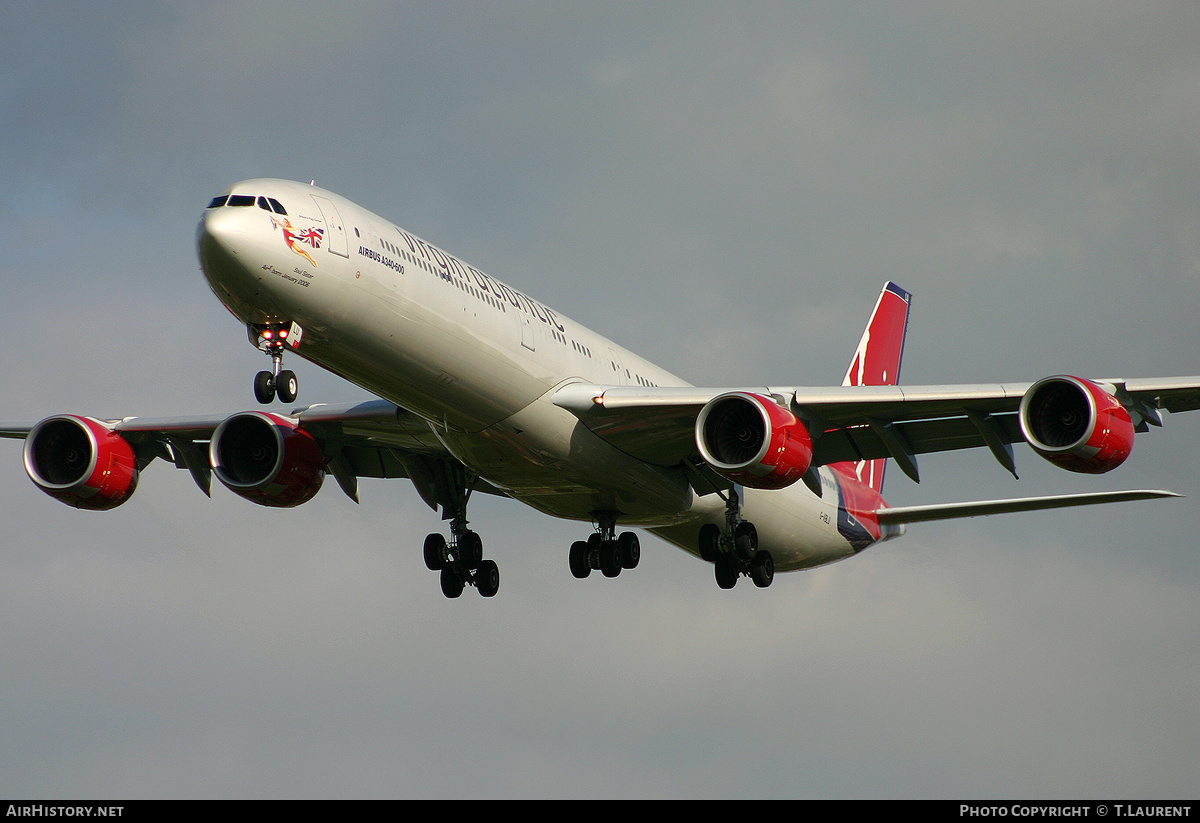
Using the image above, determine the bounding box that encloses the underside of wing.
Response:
[552,382,1030,470]
[553,375,1200,484]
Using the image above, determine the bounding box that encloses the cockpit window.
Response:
[207,193,286,213]
[255,196,288,215]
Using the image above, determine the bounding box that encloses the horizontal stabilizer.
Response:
[876,489,1181,525]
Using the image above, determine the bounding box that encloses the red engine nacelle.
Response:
[210,412,325,507]
[695,392,813,490]
[1018,375,1135,474]
[23,415,139,510]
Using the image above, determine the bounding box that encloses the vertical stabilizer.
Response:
[835,282,913,492]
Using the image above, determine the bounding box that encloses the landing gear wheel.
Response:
[734,521,758,558]
[476,559,500,597]
[569,541,591,579]
[715,557,738,589]
[698,523,721,562]
[751,550,775,588]
[458,531,483,569]
[276,370,298,403]
[254,371,275,404]
[600,541,622,578]
[575,513,638,583]
[440,567,464,598]
[423,533,448,571]
[617,532,640,569]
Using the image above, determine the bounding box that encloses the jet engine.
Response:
[695,392,813,490]
[210,412,325,507]
[23,415,139,510]
[1018,375,1135,474]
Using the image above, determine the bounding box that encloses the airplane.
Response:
[3,178,1198,599]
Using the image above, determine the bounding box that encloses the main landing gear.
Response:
[421,470,500,598]
[423,529,500,598]
[569,511,640,580]
[251,324,298,404]
[697,489,774,590]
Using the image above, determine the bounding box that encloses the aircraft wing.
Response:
[552,376,1200,480]
[0,400,503,511]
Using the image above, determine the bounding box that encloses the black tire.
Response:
[476,559,500,597]
[569,540,591,578]
[715,557,738,589]
[276,370,298,403]
[458,531,483,569]
[751,550,774,588]
[423,533,448,571]
[440,567,464,598]
[698,523,721,561]
[253,371,275,404]
[600,540,622,578]
[734,521,758,558]
[617,532,640,569]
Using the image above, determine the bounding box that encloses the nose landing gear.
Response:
[250,323,299,404]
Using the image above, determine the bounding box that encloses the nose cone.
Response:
[197,205,252,268]
[197,205,277,323]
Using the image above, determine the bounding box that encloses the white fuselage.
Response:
[197,179,863,572]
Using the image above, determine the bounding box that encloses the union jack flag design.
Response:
[270,217,325,266]
[295,227,324,248]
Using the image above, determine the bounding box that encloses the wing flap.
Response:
[814,414,1023,467]
[1118,376,1200,414]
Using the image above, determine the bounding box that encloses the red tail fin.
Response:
[835,282,912,493]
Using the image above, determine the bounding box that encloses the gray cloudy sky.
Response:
[2,1,1199,798]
